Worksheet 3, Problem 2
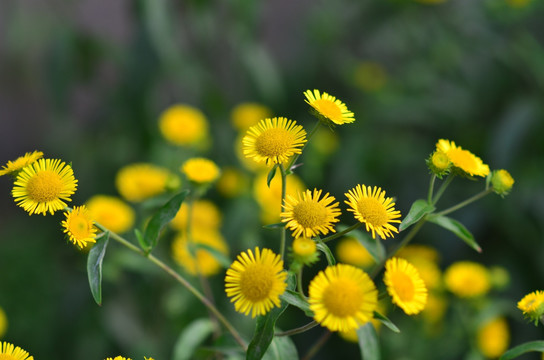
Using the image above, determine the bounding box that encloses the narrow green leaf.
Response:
[358,322,380,360]
[373,311,400,333]
[262,222,286,230]
[280,290,313,316]
[172,318,215,360]
[143,190,189,251]
[267,164,279,188]
[262,333,299,360]
[87,232,110,306]
[347,227,385,264]
[399,199,435,232]
[134,228,147,251]
[427,215,482,252]
[316,240,336,266]
[195,243,232,269]
[500,341,544,360]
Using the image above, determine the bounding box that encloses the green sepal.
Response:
[172,318,215,360]
[357,322,380,360]
[399,199,435,232]
[142,190,189,252]
[373,311,400,333]
[262,222,286,229]
[267,164,279,188]
[316,239,336,266]
[427,214,482,252]
[280,290,313,317]
[87,231,110,306]
[262,333,299,360]
[500,341,544,360]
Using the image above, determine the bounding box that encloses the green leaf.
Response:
[195,243,232,268]
[134,228,146,250]
[348,227,385,264]
[280,290,313,316]
[143,190,189,252]
[87,232,110,306]
[261,333,299,360]
[172,318,215,360]
[427,215,482,252]
[316,240,336,266]
[358,322,380,360]
[373,311,400,333]
[267,164,279,187]
[399,199,435,232]
[262,222,286,230]
[500,341,544,360]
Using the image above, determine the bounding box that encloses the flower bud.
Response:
[491,169,514,196]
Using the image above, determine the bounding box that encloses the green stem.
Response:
[275,320,319,337]
[320,223,362,243]
[286,121,321,172]
[435,188,492,217]
[279,163,287,260]
[427,174,436,204]
[297,268,306,299]
[432,174,454,205]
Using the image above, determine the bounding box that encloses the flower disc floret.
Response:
[181,157,220,184]
[436,139,489,177]
[0,342,34,360]
[225,248,287,318]
[304,89,355,125]
[62,206,97,249]
[281,189,341,238]
[0,151,43,177]
[12,158,77,216]
[384,257,428,315]
[345,185,401,239]
[308,264,377,332]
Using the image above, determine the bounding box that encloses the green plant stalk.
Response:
[276,320,319,337]
[286,121,321,172]
[298,268,306,299]
[279,163,287,260]
[432,174,454,205]
[427,174,436,204]
[435,188,493,217]
[320,222,363,243]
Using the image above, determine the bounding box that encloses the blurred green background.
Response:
[1,0,544,359]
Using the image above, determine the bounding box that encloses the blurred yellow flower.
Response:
[85,195,135,234]
[491,169,514,196]
[158,104,208,146]
[231,102,273,131]
[104,357,131,360]
[216,167,249,198]
[115,163,170,202]
[477,317,509,359]
[170,199,222,232]
[436,139,489,178]
[12,158,77,216]
[444,261,491,298]
[506,0,531,7]
[0,306,7,339]
[397,245,442,289]
[397,244,440,264]
[384,257,428,315]
[62,206,97,249]
[304,89,355,125]
[0,342,34,360]
[0,151,43,176]
[353,62,387,92]
[181,158,220,184]
[335,236,375,268]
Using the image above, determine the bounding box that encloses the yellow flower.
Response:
[281,189,341,238]
[170,199,222,232]
[309,264,377,332]
[436,139,489,177]
[0,342,34,360]
[384,257,428,315]
[62,206,97,249]
[304,89,355,125]
[115,163,170,202]
[172,229,229,277]
[181,158,220,184]
[335,236,375,268]
[0,151,43,176]
[491,169,514,196]
[158,104,208,146]
[104,357,131,360]
[444,261,491,298]
[0,307,7,339]
[291,237,319,268]
[216,167,248,198]
[225,248,287,318]
[353,62,387,92]
[477,317,509,359]
[231,102,273,131]
[518,290,544,324]
[85,195,135,234]
[12,158,77,216]
[243,117,307,166]
[396,244,440,263]
[344,185,401,239]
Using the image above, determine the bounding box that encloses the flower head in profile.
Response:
[85,195,135,234]
[231,102,273,131]
[0,342,34,360]
[181,157,221,185]
[345,185,401,239]
[115,163,170,202]
[12,158,77,216]
[104,357,131,360]
[309,264,377,332]
[243,117,307,166]
[490,169,514,196]
[281,189,341,238]
[304,89,355,125]
[225,248,287,318]
[384,257,428,315]
[518,290,544,325]
[0,306,7,339]
[61,206,98,249]
[158,104,208,146]
[436,139,489,177]
[477,317,510,358]
[444,261,490,298]
[0,151,43,177]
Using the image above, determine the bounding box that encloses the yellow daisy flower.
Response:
[0,306,7,339]
[335,236,375,268]
[61,206,98,249]
[12,158,77,216]
[0,342,34,360]
[158,104,208,146]
[344,185,401,239]
[104,357,131,360]
[170,199,222,232]
[115,163,170,202]
[477,317,510,359]
[309,264,378,332]
[518,290,544,324]
[225,247,287,318]
[0,151,43,176]
[85,195,135,234]
[231,102,273,131]
[181,158,220,184]
[281,189,341,238]
[384,257,428,315]
[436,139,489,177]
[444,261,490,298]
[303,89,355,125]
[243,117,307,166]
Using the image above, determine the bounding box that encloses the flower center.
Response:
[255,128,293,157]
[356,198,388,226]
[391,272,415,301]
[293,201,328,229]
[70,215,91,239]
[26,170,63,202]
[240,264,274,302]
[314,99,342,121]
[322,279,363,317]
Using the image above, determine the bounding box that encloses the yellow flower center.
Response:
[293,201,327,229]
[391,272,415,301]
[26,170,63,202]
[356,198,387,226]
[240,264,274,302]
[314,99,342,121]
[69,214,91,239]
[322,279,363,317]
[255,128,293,157]
[0,355,16,360]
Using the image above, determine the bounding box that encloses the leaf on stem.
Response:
[399,199,435,232]
[280,290,313,317]
[427,214,482,253]
[373,311,400,333]
[267,164,279,188]
[172,318,215,360]
[357,322,381,360]
[87,231,110,306]
[262,334,299,360]
[500,341,544,360]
